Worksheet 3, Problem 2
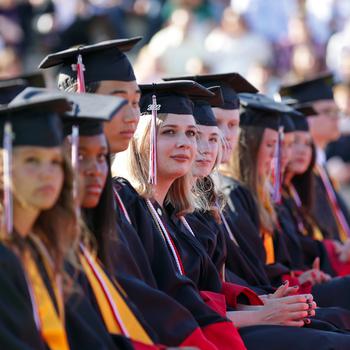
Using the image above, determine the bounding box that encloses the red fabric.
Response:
[200,290,227,317]
[221,282,263,308]
[180,327,218,350]
[202,322,247,350]
[282,272,312,294]
[324,239,350,276]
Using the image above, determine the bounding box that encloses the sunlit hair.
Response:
[0,148,78,273]
[113,113,196,216]
[193,128,226,223]
[231,126,277,233]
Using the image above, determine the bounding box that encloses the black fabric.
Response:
[11,87,127,137]
[327,136,350,163]
[139,80,213,115]
[113,177,230,328]
[280,189,336,275]
[164,72,258,110]
[239,93,298,131]
[193,103,217,126]
[39,37,141,83]
[280,114,295,133]
[0,243,46,350]
[110,194,205,347]
[279,72,334,103]
[311,172,350,241]
[0,72,46,104]
[0,96,71,147]
[239,325,350,350]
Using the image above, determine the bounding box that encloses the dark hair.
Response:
[81,153,117,275]
[291,142,316,213]
[57,74,101,93]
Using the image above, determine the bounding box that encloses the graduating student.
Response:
[39,39,227,349]
[282,104,350,276]
[279,74,350,248]
[164,73,275,292]
[225,93,350,314]
[14,87,217,350]
[114,80,248,350]
[115,80,350,350]
[0,95,122,350]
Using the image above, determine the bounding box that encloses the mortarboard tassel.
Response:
[72,54,86,93]
[271,126,284,204]
[71,53,86,216]
[147,95,159,185]
[71,125,80,214]
[3,122,13,236]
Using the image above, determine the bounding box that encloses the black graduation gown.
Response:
[111,182,226,347]
[113,178,250,350]
[279,191,336,275]
[0,243,47,350]
[163,199,350,347]
[217,175,290,286]
[218,174,350,329]
[0,241,120,350]
[27,245,121,350]
[311,172,350,241]
[112,177,230,327]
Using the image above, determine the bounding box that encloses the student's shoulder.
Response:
[112,176,141,200]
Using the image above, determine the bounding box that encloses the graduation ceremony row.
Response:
[0,35,350,350]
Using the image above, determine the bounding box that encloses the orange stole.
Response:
[23,250,70,350]
[79,247,153,345]
[261,229,275,264]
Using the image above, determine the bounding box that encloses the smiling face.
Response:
[156,114,198,182]
[287,131,313,175]
[257,128,278,177]
[78,134,109,208]
[212,107,239,163]
[192,124,220,178]
[97,80,141,153]
[12,146,64,210]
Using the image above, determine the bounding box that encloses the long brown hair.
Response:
[232,126,277,233]
[1,149,78,273]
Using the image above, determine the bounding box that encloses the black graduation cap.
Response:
[10,87,128,137]
[281,99,318,131]
[0,72,46,104]
[0,94,71,147]
[279,72,334,103]
[280,114,295,133]
[139,80,214,115]
[191,86,224,126]
[38,37,142,85]
[239,93,298,131]
[163,73,258,110]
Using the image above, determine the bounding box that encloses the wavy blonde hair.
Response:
[192,128,226,222]
[113,113,196,216]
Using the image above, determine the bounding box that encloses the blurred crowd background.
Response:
[2,0,350,203]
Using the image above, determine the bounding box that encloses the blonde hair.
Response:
[192,128,226,222]
[113,113,196,216]
[231,126,277,233]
